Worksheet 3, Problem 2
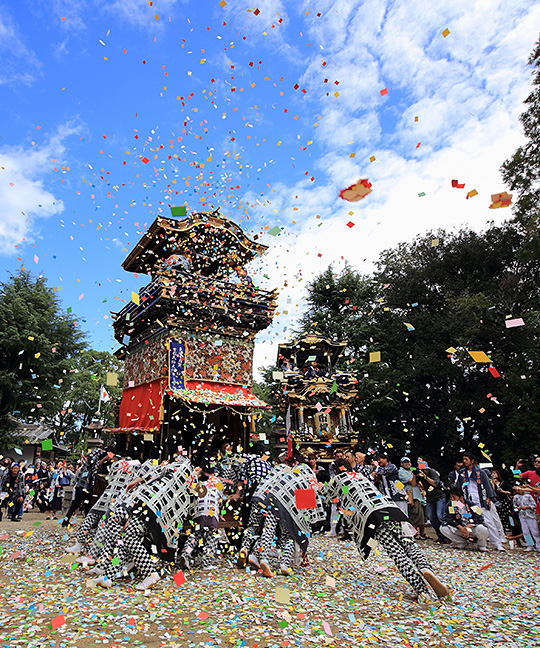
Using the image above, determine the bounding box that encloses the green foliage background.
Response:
[0,270,123,452]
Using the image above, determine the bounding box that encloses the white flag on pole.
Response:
[99,385,111,403]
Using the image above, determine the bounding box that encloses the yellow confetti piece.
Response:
[369,351,381,363]
[369,155,376,162]
[275,586,290,604]
[442,28,450,37]
[468,350,491,362]
[106,372,118,386]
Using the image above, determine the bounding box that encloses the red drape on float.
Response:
[118,378,164,431]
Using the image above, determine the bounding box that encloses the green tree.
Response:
[252,365,285,456]
[501,35,540,256]
[291,224,540,471]
[295,263,398,453]
[55,349,124,448]
[0,270,86,430]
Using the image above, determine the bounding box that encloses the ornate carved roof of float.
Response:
[277,332,347,366]
[122,209,268,276]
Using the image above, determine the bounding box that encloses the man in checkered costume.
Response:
[65,458,141,555]
[94,457,197,590]
[81,459,162,566]
[215,455,241,495]
[231,451,271,530]
[322,461,449,601]
[242,462,326,577]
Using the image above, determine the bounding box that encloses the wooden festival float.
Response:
[106,207,277,461]
[276,333,358,452]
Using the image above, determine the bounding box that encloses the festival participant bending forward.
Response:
[84,459,163,567]
[245,461,325,577]
[322,460,450,602]
[94,457,197,590]
[66,458,141,555]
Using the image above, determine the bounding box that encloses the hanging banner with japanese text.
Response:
[169,339,186,391]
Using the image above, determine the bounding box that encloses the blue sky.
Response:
[1,0,539,372]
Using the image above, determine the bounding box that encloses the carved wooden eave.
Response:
[122,211,268,276]
[112,272,277,345]
[277,333,347,367]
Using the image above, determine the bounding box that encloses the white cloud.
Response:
[48,0,90,32]
[222,0,301,61]
[46,0,185,32]
[0,124,80,255]
[0,9,41,85]
[250,0,540,376]
[104,0,182,29]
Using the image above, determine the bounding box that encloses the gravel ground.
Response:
[1,511,539,648]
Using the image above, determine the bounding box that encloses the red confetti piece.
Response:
[295,488,316,509]
[50,615,65,630]
[416,142,421,148]
[488,367,501,378]
[346,221,355,228]
[197,611,209,621]
[451,179,465,188]
[173,570,186,586]
[141,157,149,164]
[380,88,388,96]
[253,8,260,15]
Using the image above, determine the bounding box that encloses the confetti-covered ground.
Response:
[1,513,539,648]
